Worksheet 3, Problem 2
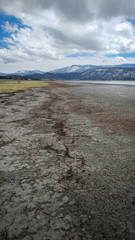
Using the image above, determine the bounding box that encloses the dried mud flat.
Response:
[0,85,135,240]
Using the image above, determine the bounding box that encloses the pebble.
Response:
[51,212,57,217]
[22,237,32,240]
[64,215,72,223]
[62,196,69,203]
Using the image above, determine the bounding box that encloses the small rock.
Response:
[64,215,72,223]
[62,223,70,230]
[81,215,87,224]
[22,237,32,240]
[109,192,113,196]
[62,196,69,203]
[69,200,76,206]
[59,196,69,206]
[36,214,41,220]
[51,212,57,217]
[53,221,62,230]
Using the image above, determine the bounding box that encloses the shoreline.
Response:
[56,80,135,87]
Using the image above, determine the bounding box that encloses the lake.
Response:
[60,80,135,86]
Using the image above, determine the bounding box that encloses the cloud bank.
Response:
[0,0,135,72]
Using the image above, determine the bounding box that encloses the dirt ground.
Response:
[0,84,135,240]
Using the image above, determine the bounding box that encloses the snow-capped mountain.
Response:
[50,64,135,74]
[0,72,7,76]
[51,65,97,74]
[1,64,135,80]
[81,67,135,80]
[12,70,45,76]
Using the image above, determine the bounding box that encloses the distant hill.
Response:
[81,67,135,80]
[12,70,45,76]
[0,72,7,76]
[1,64,135,80]
[116,64,135,68]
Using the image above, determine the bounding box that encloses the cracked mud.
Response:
[0,85,135,240]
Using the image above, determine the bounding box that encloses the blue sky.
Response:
[127,18,135,26]
[0,0,135,73]
[106,53,135,58]
[0,11,19,48]
[0,10,31,49]
[67,53,94,58]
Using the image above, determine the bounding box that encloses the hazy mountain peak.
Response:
[51,64,97,74]
[12,70,45,76]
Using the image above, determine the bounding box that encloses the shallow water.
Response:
[62,80,135,86]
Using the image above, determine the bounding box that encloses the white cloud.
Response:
[0,0,135,72]
[0,27,59,64]
[2,21,18,33]
[115,22,132,32]
[115,56,127,62]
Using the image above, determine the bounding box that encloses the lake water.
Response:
[61,80,135,86]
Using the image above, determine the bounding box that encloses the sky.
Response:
[0,0,135,73]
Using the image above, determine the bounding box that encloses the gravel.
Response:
[0,85,135,240]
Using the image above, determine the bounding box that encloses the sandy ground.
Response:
[0,85,135,240]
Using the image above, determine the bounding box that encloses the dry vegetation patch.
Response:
[0,79,80,94]
[0,79,51,93]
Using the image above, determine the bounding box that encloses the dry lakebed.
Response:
[0,83,135,240]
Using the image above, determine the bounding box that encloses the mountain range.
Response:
[1,64,135,81]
